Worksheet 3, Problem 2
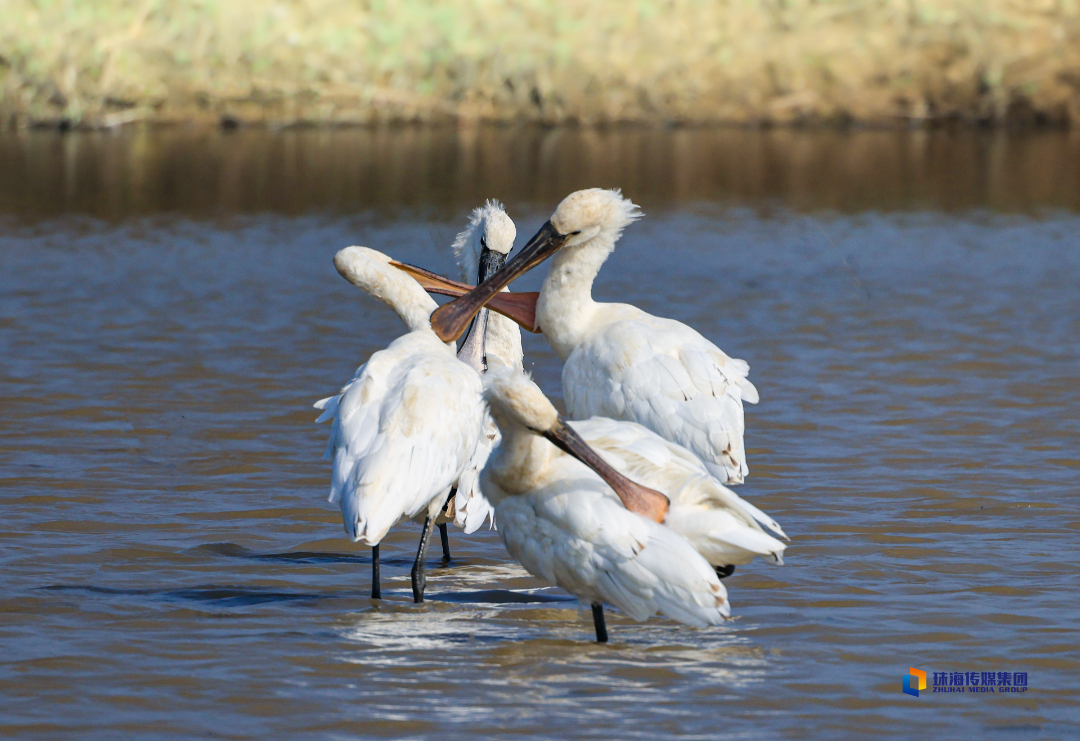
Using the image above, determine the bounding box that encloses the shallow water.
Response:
[1,129,1078,740]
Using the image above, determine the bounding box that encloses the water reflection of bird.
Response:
[430,188,761,489]
[314,247,487,603]
[481,369,730,642]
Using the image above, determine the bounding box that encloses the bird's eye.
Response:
[480,236,488,249]
[570,230,582,235]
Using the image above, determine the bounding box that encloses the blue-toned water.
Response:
[1,129,1077,740]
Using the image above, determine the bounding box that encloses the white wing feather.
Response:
[493,461,729,627]
[570,416,788,561]
[563,309,758,485]
[453,416,497,533]
[316,332,485,545]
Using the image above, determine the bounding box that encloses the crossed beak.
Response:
[429,220,569,342]
[543,418,670,524]
[390,261,541,334]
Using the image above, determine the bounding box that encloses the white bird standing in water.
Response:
[481,369,730,642]
[316,204,527,602]
[428,188,762,489]
[314,247,488,603]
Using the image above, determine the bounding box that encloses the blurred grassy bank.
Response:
[3,0,1080,129]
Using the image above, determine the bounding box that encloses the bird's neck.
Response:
[484,312,524,372]
[456,308,489,371]
[386,286,440,336]
[485,423,554,497]
[536,239,612,360]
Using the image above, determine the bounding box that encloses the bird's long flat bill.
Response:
[429,220,568,341]
[390,260,541,333]
[544,418,670,524]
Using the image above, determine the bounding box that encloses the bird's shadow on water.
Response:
[36,544,361,608]
[190,542,533,573]
[39,583,331,607]
[190,541,389,565]
[37,583,573,610]
[38,541,574,609]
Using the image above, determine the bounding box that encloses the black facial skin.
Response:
[477,239,508,284]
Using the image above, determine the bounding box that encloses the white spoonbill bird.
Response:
[481,369,731,643]
[443,201,525,538]
[429,189,761,489]
[314,246,486,602]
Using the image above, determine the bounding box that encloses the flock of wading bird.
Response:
[315,189,789,643]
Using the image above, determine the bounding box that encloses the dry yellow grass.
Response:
[2,0,1080,128]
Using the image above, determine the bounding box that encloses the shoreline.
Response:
[9,114,1077,133]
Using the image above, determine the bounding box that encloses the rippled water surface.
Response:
[1,129,1078,739]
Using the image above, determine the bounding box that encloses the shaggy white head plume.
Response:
[550,188,641,250]
[451,200,517,284]
[451,200,524,372]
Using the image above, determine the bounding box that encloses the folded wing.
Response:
[316,334,486,545]
[563,312,758,485]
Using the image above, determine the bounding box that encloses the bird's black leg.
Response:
[371,544,381,599]
[715,565,736,580]
[591,602,609,643]
[438,524,451,563]
[411,516,434,603]
[438,486,456,564]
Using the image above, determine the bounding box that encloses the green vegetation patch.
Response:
[3,0,1080,128]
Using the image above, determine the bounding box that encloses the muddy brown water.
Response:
[1,128,1077,739]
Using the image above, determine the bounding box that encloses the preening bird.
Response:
[480,369,731,642]
[316,202,525,603]
[428,188,761,488]
[315,246,487,602]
